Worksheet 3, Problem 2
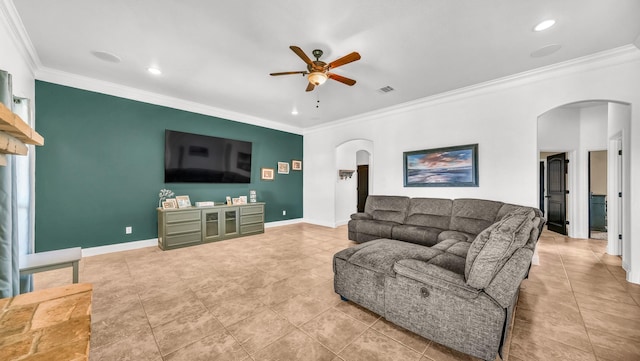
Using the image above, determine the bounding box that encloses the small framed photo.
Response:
[226,196,232,205]
[278,162,290,174]
[232,197,241,205]
[261,168,274,180]
[292,160,302,171]
[176,195,192,208]
[162,199,177,209]
[239,196,247,204]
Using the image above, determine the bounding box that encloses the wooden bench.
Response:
[19,247,82,283]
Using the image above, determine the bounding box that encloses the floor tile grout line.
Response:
[555,234,601,360]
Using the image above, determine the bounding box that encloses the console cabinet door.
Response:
[202,209,223,242]
[223,208,240,238]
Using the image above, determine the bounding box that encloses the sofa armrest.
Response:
[484,247,534,308]
[393,260,480,299]
[350,212,372,220]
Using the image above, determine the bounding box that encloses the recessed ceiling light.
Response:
[91,50,121,63]
[291,109,299,115]
[147,67,162,75]
[534,19,556,32]
[530,44,562,57]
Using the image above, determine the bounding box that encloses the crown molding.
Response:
[36,67,304,135]
[0,0,40,72]
[304,45,640,135]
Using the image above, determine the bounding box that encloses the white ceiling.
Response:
[11,0,640,129]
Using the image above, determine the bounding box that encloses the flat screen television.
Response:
[164,130,252,183]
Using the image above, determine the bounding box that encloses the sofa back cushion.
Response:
[449,199,503,236]
[465,210,535,289]
[365,195,410,224]
[404,198,452,229]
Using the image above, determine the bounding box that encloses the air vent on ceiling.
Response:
[378,86,394,93]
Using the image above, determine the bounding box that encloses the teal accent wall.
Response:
[34,81,302,252]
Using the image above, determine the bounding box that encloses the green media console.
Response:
[157,202,265,250]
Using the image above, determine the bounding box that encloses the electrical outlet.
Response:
[282,210,286,216]
[125,226,132,234]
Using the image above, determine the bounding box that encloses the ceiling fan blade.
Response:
[328,73,356,86]
[270,71,307,76]
[290,46,313,66]
[305,82,315,92]
[328,52,361,69]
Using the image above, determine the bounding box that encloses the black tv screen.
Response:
[164,130,252,183]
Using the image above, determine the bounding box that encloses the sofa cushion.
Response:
[391,225,442,247]
[449,199,503,235]
[344,239,442,277]
[364,196,410,223]
[436,230,476,243]
[354,219,398,239]
[404,198,452,229]
[465,210,535,289]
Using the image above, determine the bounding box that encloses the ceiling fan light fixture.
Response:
[308,72,328,86]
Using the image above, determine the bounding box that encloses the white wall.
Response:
[304,46,640,283]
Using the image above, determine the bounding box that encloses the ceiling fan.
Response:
[270,46,361,92]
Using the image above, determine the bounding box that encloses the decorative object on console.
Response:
[261,168,274,180]
[232,198,241,205]
[249,190,257,203]
[277,161,290,174]
[226,196,232,205]
[175,195,191,208]
[162,199,177,209]
[195,201,215,207]
[338,169,355,180]
[292,160,302,170]
[239,196,247,204]
[158,188,175,207]
[403,143,478,187]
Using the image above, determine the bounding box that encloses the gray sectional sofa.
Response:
[334,196,545,360]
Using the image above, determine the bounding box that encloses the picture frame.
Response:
[261,167,274,180]
[162,199,177,209]
[291,160,302,171]
[226,196,232,205]
[175,195,192,208]
[232,197,241,205]
[277,162,290,174]
[239,196,247,204]
[403,144,478,187]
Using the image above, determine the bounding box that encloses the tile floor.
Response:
[33,224,640,361]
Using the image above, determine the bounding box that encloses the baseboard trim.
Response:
[302,218,338,228]
[627,269,640,285]
[335,219,349,227]
[265,218,304,228]
[80,220,303,257]
[82,238,158,257]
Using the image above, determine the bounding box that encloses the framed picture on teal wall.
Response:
[261,168,274,180]
[277,162,290,174]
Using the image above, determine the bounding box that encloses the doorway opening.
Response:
[588,150,608,240]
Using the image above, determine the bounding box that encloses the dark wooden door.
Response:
[547,153,567,235]
[357,165,369,212]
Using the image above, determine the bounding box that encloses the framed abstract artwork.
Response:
[403,144,478,187]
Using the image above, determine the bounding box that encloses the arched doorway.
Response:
[335,140,373,226]
[537,100,630,264]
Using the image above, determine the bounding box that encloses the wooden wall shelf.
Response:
[0,102,44,166]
